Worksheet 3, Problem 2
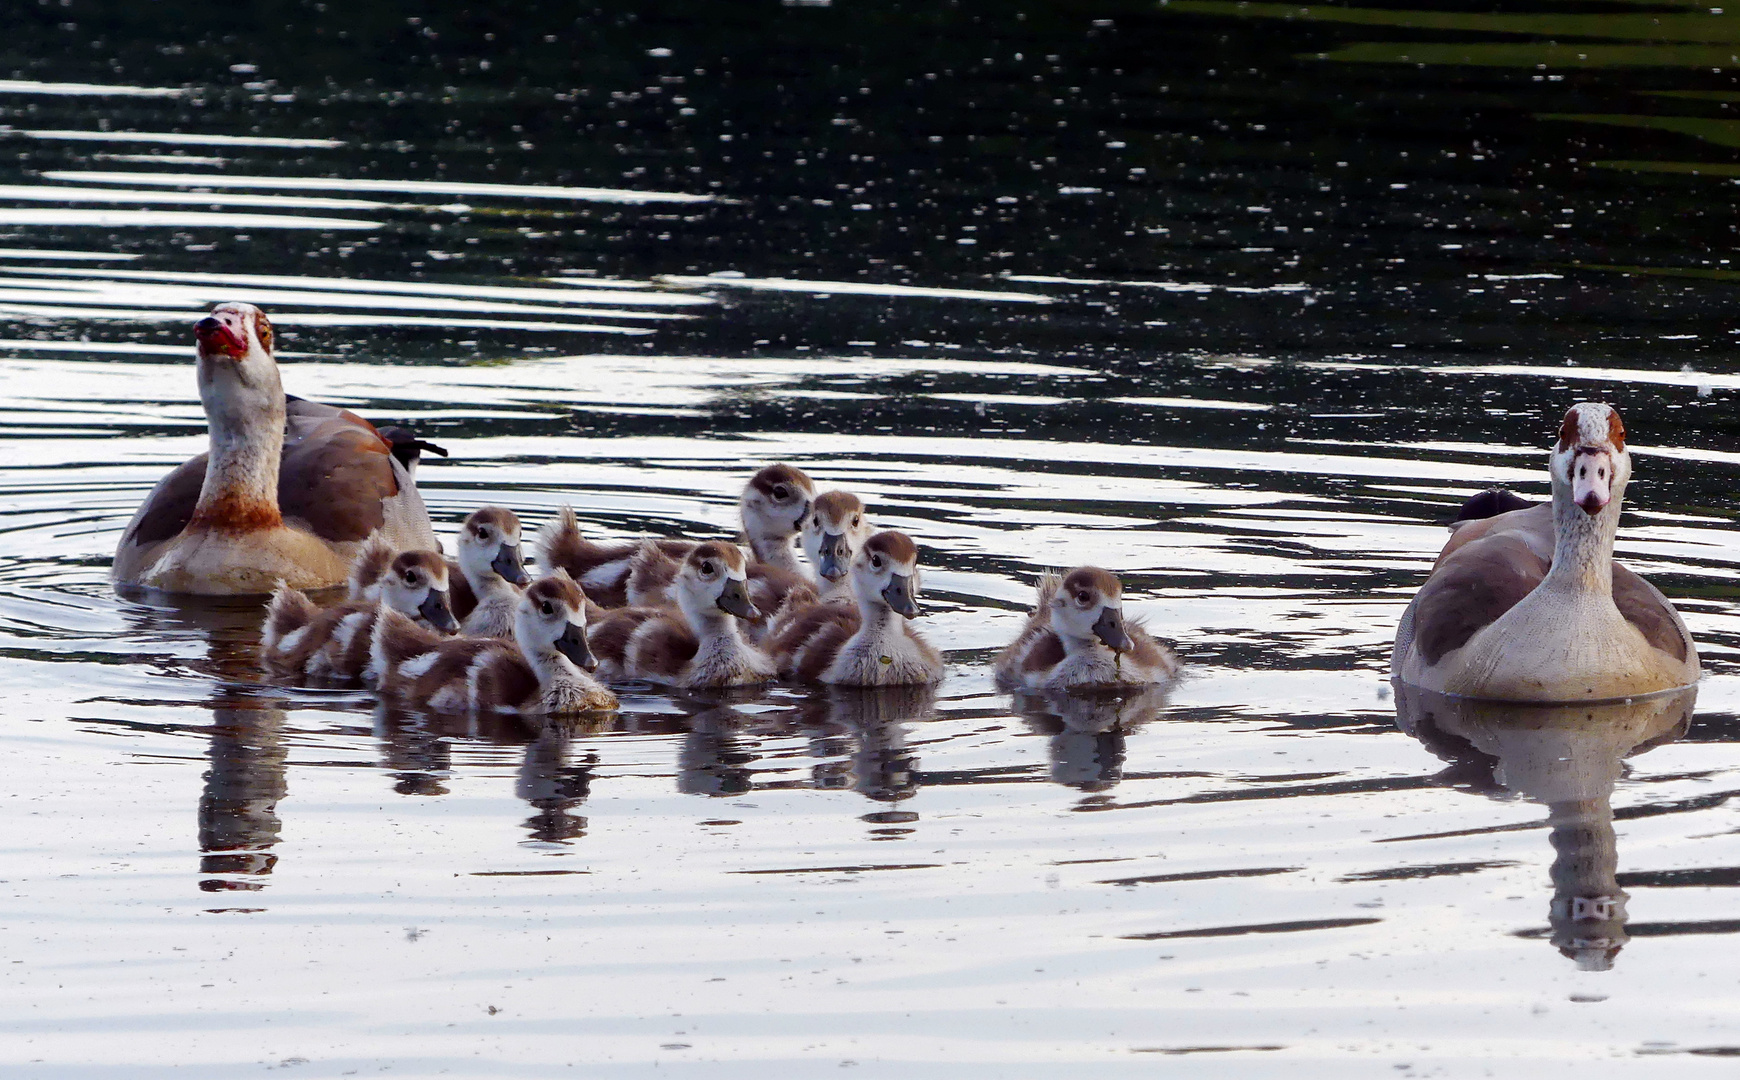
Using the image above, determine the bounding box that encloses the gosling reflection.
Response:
[1011,684,1171,792]
[798,684,937,803]
[518,719,606,844]
[677,701,760,797]
[374,699,454,797]
[1394,684,1695,970]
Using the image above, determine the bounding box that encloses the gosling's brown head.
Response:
[1051,566,1129,652]
[853,530,923,618]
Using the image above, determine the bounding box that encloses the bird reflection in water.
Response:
[1394,684,1695,970]
[518,717,606,844]
[1010,684,1172,793]
[797,684,936,805]
[676,696,763,798]
[375,699,609,844]
[374,699,455,796]
[118,592,297,894]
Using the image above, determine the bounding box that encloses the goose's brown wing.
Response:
[279,411,399,544]
[122,454,206,548]
[123,397,403,551]
[1409,532,1550,666]
[1612,564,1692,662]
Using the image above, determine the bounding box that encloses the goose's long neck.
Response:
[190,359,285,531]
[1542,477,1620,597]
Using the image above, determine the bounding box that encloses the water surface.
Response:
[4,3,1740,1076]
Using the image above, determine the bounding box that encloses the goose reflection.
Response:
[117,592,295,893]
[1010,684,1171,792]
[1394,683,1695,970]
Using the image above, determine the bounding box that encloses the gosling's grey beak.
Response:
[492,541,530,585]
[716,576,760,620]
[555,620,598,672]
[881,572,920,618]
[1092,606,1131,652]
[817,532,849,581]
[419,588,459,633]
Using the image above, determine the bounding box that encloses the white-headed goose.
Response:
[449,507,532,639]
[996,567,1178,690]
[802,489,874,597]
[262,547,457,680]
[113,302,438,595]
[1393,403,1699,701]
[765,530,943,686]
[540,464,815,608]
[372,573,617,716]
[591,542,776,688]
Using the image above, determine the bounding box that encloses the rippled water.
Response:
[6,3,1740,1076]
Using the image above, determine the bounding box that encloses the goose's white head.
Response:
[803,490,869,582]
[1049,566,1132,652]
[675,541,759,623]
[740,463,815,553]
[381,551,458,633]
[457,506,530,587]
[1552,403,1629,517]
[194,302,281,428]
[516,573,598,672]
[852,530,923,619]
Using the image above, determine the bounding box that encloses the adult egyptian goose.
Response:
[591,542,777,688]
[261,546,457,680]
[371,573,617,716]
[112,302,438,595]
[540,463,815,609]
[996,567,1178,690]
[1393,403,1699,702]
[801,489,873,597]
[765,530,944,686]
[449,507,531,638]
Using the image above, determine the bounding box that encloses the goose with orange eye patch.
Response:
[263,547,456,682]
[1394,402,1699,702]
[995,567,1178,691]
[115,302,438,595]
[765,530,943,686]
[590,542,777,688]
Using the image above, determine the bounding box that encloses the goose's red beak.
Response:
[194,315,247,358]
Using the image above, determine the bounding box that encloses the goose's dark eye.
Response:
[852,515,861,527]
[701,561,715,575]
[1076,592,1091,605]
[403,572,418,586]
[773,485,789,501]
[871,555,883,569]
[540,602,554,616]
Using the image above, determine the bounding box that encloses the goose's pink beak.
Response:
[1572,449,1613,516]
[194,315,247,358]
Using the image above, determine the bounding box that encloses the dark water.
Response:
[4,2,1740,1076]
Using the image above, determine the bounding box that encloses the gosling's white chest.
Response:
[685,634,776,688]
[826,623,938,686]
